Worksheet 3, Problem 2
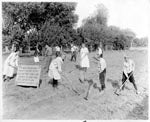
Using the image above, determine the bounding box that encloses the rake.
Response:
[114,73,133,96]
[61,73,80,96]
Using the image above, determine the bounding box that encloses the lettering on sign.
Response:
[16,65,41,87]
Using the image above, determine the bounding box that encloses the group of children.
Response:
[78,43,107,99]
[47,42,139,100]
[3,42,139,99]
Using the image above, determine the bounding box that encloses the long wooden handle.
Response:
[117,73,133,92]
[61,74,80,96]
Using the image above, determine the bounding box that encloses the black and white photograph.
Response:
[1,0,149,120]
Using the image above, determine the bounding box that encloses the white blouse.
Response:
[98,58,106,73]
[123,59,135,74]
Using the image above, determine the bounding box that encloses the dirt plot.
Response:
[2,50,148,119]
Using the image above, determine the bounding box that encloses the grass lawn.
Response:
[2,49,148,119]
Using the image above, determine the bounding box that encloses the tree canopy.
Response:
[78,4,136,50]
[2,2,79,50]
[2,2,140,52]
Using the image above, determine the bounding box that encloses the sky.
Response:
[1,0,149,38]
[74,0,149,38]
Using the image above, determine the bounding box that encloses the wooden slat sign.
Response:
[16,65,41,87]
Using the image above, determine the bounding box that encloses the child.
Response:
[121,55,139,94]
[48,51,63,88]
[84,54,106,100]
[43,44,53,73]
[34,48,40,63]
[79,43,90,83]
[70,44,78,62]
[3,46,19,82]
[98,54,107,92]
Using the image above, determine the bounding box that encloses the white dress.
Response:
[98,47,102,55]
[80,47,90,68]
[3,52,19,77]
[48,57,63,80]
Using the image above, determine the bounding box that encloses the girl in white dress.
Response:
[3,46,19,82]
[79,43,90,82]
[48,51,63,88]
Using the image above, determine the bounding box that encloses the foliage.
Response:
[2,2,78,50]
[2,2,139,51]
[79,4,136,50]
[83,4,108,26]
[133,37,148,47]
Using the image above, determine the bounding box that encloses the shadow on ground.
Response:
[17,79,42,88]
[126,95,149,120]
[107,78,130,90]
[107,79,120,89]
[75,64,82,70]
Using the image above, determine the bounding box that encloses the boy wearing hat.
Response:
[122,55,139,94]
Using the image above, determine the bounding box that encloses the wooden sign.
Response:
[16,65,41,88]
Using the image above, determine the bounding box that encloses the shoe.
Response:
[53,85,58,90]
[6,77,10,82]
[99,90,105,95]
[98,87,101,92]
[3,78,7,82]
[84,78,87,82]
[93,83,97,88]
[79,78,84,83]
[84,97,88,100]
[3,75,6,79]
[136,91,140,94]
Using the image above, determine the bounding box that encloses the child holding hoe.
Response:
[84,53,107,100]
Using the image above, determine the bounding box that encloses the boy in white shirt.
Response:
[84,54,106,100]
[71,44,78,62]
[121,55,139,94]
[98,54,107,91]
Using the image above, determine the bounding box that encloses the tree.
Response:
[133,37,148,47]
[79,5,136,50]
[2,2,43,49]
[82,4,108,26]
[78,4,111,50]
[2,2,78,51]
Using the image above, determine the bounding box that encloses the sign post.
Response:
[15,65,41,88]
